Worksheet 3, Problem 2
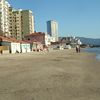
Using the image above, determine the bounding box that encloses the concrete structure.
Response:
[20,43,31,53]
[9,9,35,40]
[59,36,82,48]
[0,0,35,40]
[11,10,22,40]
[21,10,34,37]
[0,0,10,36]
[45,33,56,46]
[47,20,58,41]
[24,32,46,51]
[24,32,45,45]
[0,36,21,53]
[0,36,31,53]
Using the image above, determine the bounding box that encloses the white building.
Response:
[45,33,57,46]
[47,20,58,42]
[0,0,10,36]
[0,0,35,40]
[20,42,31,53]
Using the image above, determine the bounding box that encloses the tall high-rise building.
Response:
[0,0,35,40]
[9,9,35,40]
[0,0,10,36]
[47,20,58,41]
[21,10,34,37]
[9,9,22,40]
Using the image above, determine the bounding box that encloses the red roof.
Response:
[0,36,30,44]
[25,32,45,37]
[0,36,19,43]
[51,41,61,45]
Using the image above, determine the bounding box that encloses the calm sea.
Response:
[84,48,100,60]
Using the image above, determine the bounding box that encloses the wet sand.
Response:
[0,49,100,100]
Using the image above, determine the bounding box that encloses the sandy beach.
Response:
[0,49,100,100]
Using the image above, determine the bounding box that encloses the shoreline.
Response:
[82,48,100,61]
[0,48,97,59]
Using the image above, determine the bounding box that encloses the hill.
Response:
[77,37,100,45]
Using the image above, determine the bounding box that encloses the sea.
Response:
[84,48,100,60]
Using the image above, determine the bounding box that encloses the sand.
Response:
[0,49,100,100]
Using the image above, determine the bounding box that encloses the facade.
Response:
[24,32,45,44]
[20,43,31,53]
[0,36,31,54]
[0,0,10,36]
[0,36,21,53]
[0,0,35,40]
[21,10,34,37]
[10,9,22,40]
[47,20,58,41]
[45,33,56,46]
[24,32,46,51]
[9,9,35,40]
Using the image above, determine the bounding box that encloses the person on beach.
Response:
[76,44,80,53]
[76,44,79,53]
[78,45,80,53]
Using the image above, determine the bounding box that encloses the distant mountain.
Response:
[77,37,100,45]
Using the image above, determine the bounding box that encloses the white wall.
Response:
[26,44,31,52]
[21,43,31,53]
[11,43,20,53]
[1,41,21,53]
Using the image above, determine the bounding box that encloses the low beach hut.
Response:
[20,41,31,53]
[10,42,20,53]
[0,36,21,54]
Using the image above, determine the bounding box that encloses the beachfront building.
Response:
[9,9,35,40]
[59,36,82,48]
[24,32,50,51]
[20,42,31,53]
[24,32,45,44]
[0,0,35,40]
[0,36,31,54]
[45,33,56,46]
[47,20,58,42]
[24,32,56,46]
[21,10,34,37]
[10,9,22,40]
[0,36,21,53]
[0,0,10,36]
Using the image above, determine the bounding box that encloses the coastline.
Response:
[0,49,100,100]
[82,47,100,61]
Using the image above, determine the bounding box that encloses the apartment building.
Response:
[21,10,34,37]
[9,9,34,40]
[47,20,58,41]
[0,0,10,36]
[9,9,22,40]
[0,0,34,40]
[9,7,15,37]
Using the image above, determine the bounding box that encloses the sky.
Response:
[8,0,100,38]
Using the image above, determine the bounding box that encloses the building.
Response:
[9,9,35,40]
[0,0,10,36]
[10,9,22,40]
[47,20,58,41]
[21,10,34,37]
[24,32,45,44]
[0,0,35,40]
[0,36,31,54]
[24,32,46,51]
[0,36,21,53]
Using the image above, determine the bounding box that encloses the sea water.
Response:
[84,48,100,60]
